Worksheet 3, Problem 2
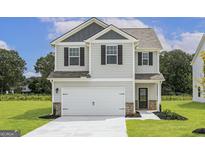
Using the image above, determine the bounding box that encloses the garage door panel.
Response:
[62,87,125,116]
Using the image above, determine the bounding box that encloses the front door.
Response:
[139,88,148,109]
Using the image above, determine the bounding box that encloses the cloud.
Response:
[40,17,203,54]
[40,17,149,39]
[24,71,41,78]
[100,17,148,28]
[0,40,9,50]
[169,32,203,54]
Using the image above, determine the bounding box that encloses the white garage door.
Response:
[62,87,125,116]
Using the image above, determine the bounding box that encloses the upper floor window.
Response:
[69,48,80,65]
[142,53,149,65]
[198,87,201,97]
[138,52,153,66]
[106,46,118,64]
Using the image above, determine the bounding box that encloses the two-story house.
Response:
[191,34,205,102]
[48,18,165,116]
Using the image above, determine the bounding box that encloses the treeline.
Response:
[0,48,193,95]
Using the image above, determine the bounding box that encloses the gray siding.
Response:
[96,30,128,40]
[53,81,133,103]
[55,45,89,71]
[62,23,104,42]
[90,43,134,78]
[135,51,159,73]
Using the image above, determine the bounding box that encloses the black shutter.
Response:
[64,47,69,66]
[138,52,142,65]
[118,45,123,65]
[80,47,85,66]
[149,52,153,65]
[101,45,106,65]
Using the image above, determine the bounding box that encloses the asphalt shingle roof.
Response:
[48,71,89,78]
[135,73,165,81]
[122,28,163,49]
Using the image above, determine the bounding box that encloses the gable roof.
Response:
[191,34,205,65]
[85,25,138,42]
[50,18,108,45]
[122,28,162,50]
[50,17,162,50]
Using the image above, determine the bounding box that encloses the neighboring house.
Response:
[21,85,31,93]
[191,34,205,102]
[48,18,165,116]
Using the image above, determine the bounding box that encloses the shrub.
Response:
[0,94,51,101]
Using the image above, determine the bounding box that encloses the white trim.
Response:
[54,45,57,71]
[157,81,161,111]
[48,78,134,82]
[88,40,136,43]
[51,18,108,45]
[51,80,54,114]
[135,80,161,83]
[132,42,136,112]
[56,42,86,46]
[191,34,205,65]
[89,43,92,74]
[85,25,138,42]
[135,48,161,52]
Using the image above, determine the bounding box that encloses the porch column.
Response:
[157,81,161,111]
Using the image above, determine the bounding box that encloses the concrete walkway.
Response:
[24,116,127,137]
[126,111,160,120]
[139,111,160,120]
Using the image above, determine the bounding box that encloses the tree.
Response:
[34,52,54,78]
[28,77,51,94]
[160,49,193,95]
[0,48,26,93]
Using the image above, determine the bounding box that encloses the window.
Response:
[198,87,201,97]
[69,48,80,65]
[106,46,118,64]
[142,52,149,65]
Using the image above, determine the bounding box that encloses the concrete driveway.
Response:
[24,116,127,137]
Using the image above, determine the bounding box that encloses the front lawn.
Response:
[0,101,52,136]
[126,100,205,137]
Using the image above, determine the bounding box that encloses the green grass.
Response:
[162,95,192,101]
[126,100,205,137]
[0,100,52,136]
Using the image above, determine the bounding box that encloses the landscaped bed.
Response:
[126,100,205,137]
[0,100,52,136]
[154,109,187,120]
[125,111,141,118]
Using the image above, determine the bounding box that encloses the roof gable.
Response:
[85,25,138,42]
[96,30,128,40]
[62,22,104,42]
[50,18,108,45]
[191,34,205,65]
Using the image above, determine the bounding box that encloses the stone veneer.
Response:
[148,100,157,110]
[53,102,61,116]
[126,102,134,115]
[53,102,135,116]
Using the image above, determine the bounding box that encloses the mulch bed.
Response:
[39,114,60,119]
[126,111,141,118]
[192,128,205,134]
[153,111,187,120]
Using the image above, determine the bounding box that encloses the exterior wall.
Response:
[193,43,205,103]
[55,45,89,71]
[135,51,159,73]
[53,81,134,103]
[135,83,158,110]
[90,43,134,78]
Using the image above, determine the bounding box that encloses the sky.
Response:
[0,17,204,78]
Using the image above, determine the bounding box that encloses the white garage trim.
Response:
[61,87,125,116]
